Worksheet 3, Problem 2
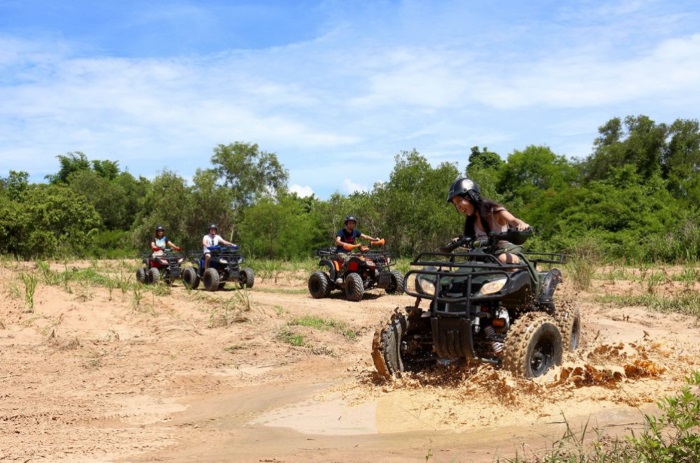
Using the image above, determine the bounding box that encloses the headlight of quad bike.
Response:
[176,258,184,263]
[476,278,507,296]
[219,258,228,264]
[415,274,436,296]
[159,259,168,265]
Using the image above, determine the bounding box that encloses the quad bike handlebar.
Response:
[207,245,239,251]
[440,227,533,253]
[342,238,385,252]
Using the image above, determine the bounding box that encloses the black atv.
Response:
[372,229,580,379]
[182,245,255,291]
[308,239,404,302]
[136,249,185,285]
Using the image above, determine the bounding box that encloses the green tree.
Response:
[583,115,667,182]
[371,150,460,255]
[45,151,91,184]
[663,118,700,205]
[1,170,29,201]
[131,170,194,250]
[209,142,289,213]
[543,166,680,259]
[19,184,102,257]
[0,195,24,255]
[467,146,503,171]
[239,193,326,259]
[189,168,237,243]
[497,145,577,208]
[91,159,120,180]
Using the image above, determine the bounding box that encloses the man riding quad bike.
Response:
[308,238,404,301]
[371,228,580,379]
[136,226,184,285]
[183,245,255,291]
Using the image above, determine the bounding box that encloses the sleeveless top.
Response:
[474,208,510,245]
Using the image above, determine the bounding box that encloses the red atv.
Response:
[308,239,404,301]
[136,248,185,285]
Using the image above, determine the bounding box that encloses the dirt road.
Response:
[1,262,699,462]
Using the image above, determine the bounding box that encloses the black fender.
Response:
[537,268,562,313]
[318,258,337,281]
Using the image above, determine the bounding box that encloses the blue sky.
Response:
[1,0,699,198]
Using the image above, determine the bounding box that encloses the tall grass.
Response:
[19,271,39,311]
[209,289,253,327]
[498,371,700,462]
[596,291,700,318]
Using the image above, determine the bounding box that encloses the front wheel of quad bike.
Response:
[372,308,430,378]
[385,270,405,294]
[136,268,147,284]
[182,267,200,290]
[203,268,220,291]
[308,271,331,299]
[555,303,581,352]
[345,272,364,302]
[503,313,563,378]
[238,267,255,289]
[148,267,160,285]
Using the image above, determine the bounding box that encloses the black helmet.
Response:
[155,225,165,232]
[209,223,217,231]
[344,215,358,225]
[447,177,481,203]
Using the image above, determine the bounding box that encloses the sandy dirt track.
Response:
[1,261,700,462]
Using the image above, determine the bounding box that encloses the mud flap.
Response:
[431,317,475,359]
[376,272,392,289]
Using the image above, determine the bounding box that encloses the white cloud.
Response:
[289,184,314,197]
[342,178,368,195]
[2,2,700,196]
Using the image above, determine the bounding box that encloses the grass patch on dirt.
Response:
[278,329,305,346]
[596,291,700,317]
[290,315,358,340]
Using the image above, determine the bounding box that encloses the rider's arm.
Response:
[335,235,344,247]
[167,240,180,250]
[496,209,530,231]
[359,232,377,241]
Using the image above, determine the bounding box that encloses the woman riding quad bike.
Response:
[371,179,580,379]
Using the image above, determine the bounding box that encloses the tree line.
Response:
[2,114,700,262]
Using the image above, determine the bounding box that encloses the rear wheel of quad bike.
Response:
[308,271,331,299]
[148,268,160,285]
[555,304,581,352]
[136,268,147,284]
[345,272,364,302]
[372,308,431,378]
[238,267,255,289]
[385,270,405,294]
[182,267,200,290]
[203,268,220,291]
[503,313,563,378]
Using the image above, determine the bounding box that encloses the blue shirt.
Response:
[336,228,361,252]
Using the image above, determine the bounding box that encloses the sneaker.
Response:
[335,278,343,285]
